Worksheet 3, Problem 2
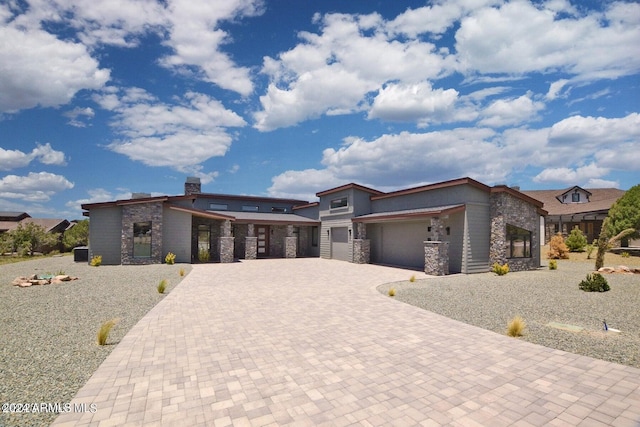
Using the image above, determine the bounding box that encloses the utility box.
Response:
[73,246,89,262]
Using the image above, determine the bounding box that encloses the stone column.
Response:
[352,222,370,264]
[285,225,297,258]
[245,223,257,260]
[424,241,449,276]
[219,220,234,263]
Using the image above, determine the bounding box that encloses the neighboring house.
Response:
[0,211,71,252]
[521,186,626,244]
[82,177,545,275]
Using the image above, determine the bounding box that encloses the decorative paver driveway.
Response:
[54,259,640,426]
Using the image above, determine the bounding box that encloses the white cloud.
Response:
[268,168,342,201]
[0,24,109,112]
[0,171,74,202]
[455,1,640,80]
[478,93,545,127]
[97,87,246,172]
[160,0,264,96]
[548,113,640,147]
[533,163,610,185]
[0,143,67,171]
[368,82,460,126]
[63,107,95,127]
[546,79,569,100]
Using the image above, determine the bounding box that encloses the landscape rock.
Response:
[12,274,79,287]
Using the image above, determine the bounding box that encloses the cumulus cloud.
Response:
[533,163,610,186]
[0,143,67,171]
[268,168,343,201]
[478,93,545,127]
[0,23,109,112]
[96,87,246,173]
[63,107,95,127]
[0,172,74,202]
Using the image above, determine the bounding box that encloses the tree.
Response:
[606,184,640,242]
[8,222,58,256]
[63,219,89,250]
[565,227,587,252]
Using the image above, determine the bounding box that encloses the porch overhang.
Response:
[208,210,320,226]
[352,204,466,223]
[168,205,236,221]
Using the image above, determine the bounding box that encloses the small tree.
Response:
[595,186,639,270]
[8,222,58,256]
[63,219,89,251]
[565,227,587,252]
[547,233,569,259]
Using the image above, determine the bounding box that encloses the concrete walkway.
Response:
[54,259,640,426]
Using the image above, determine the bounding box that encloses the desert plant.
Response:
[547,233,569,259]
[165,252,176,264]
[506,316,526,337]
[198,248,210,262]
[492,262,509,276]
[621,251,630,258]
[565,227,587,252]
[90,255,102,266]
[179,267,185,277]
[388,287,396,297]
[578,273,610,292]
[549,260,557,270]
[409,274,416,283]
[157,279,167,294]
[585,242,595,259]
[97,318,118,345]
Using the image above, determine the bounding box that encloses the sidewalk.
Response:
[54,258,640,426]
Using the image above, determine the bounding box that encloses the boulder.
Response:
[598,267,615,273]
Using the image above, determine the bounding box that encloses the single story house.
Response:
[521,186,626,244]
[82,177,545,275]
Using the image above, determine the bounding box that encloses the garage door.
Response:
[331,227,350,261]
[371,222,428,269]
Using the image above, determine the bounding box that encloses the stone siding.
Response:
[352,239,370,264]
[121,202,163,265]
[490,192,540,271]
[424,241,449,275]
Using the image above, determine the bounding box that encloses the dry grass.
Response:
[506,316,526,337]
[542,245,640,266]
[97,319,119,345]
[388,287,396,297]
[157,279,167,294]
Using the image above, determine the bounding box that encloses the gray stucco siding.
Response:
[88,206,122,265]
[371,185,489,213]
[446,211,465,274]
[162,207,192,263]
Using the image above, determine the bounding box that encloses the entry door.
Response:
[256,225,269,257]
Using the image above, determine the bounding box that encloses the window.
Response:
[572,192,580,202]
[133,222,152,257]
[330,197,348,209]
[198,224,210,252]
[506,224,531,258]
[242,205,259,212]
[271,207,287,213]
[311,226,318,247]
[209,203,228,210]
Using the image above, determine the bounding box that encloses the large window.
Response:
[133,221,152,257]
[506,224,531,258]
[330,197,348,209]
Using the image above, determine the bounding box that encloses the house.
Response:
[81,177,545,275]
[0,211,72,252]
[521,186,626,244]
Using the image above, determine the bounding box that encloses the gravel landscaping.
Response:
[379,257,640,370]
[0,255,191,427]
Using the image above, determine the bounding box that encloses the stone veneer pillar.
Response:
[245,223,257,260]
[121,201,163,265]
[424,241,449,276]
[219,220,234,263]
[352,222,370,264]
[285,225,297,258]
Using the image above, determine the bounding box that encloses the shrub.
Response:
[621,252,630,258]
[578,273,610,292]
[198,249,210,262]
[492,262,509,276]
[565,227,587,252]
[409,274,416,283]
[165,252,176,264]
[547,233,569,259]
[388,287,396,297]
[157,279,167,294]
[179,267,185,277]
[506,316,526,337]
[97,319,118,345]
[585,242,595,259]
[90,255,102,267]
[549,260,557,270]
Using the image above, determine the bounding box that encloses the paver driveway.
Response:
[54,258,640,426]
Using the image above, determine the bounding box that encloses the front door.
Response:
[256,225,269,257]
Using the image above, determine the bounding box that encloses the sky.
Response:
[1,0,639,219]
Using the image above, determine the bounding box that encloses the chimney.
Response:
[511,186,520,191]
[132,192,151,199]
[185,177,201,195]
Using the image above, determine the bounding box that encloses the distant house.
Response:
[82,177,546,275]
[521,186,626,244]
[0,211,71,252]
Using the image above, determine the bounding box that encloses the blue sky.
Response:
[1,0,639,219]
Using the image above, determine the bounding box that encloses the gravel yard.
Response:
[0,255,191,427]
[379,257,640,370]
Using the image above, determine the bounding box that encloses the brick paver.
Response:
[53,258,640,426]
